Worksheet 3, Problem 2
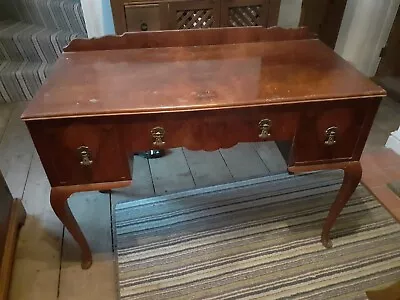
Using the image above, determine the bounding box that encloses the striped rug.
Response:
[114,171,400,300]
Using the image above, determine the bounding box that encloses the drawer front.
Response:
[123,107,299,152]
[28,120,131,186]
[292,101,367,164]
[125,4,161,32]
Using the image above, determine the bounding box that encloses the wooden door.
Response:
[220,0,280,27]
[376,7,400,77]
[300,0,347,49]
[167,0,221,29]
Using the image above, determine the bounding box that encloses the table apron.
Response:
[25,98,380,187]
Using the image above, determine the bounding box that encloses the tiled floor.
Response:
[361,149,400,222]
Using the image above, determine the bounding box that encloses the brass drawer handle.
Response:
[259,119,272,139]
[77,146,93,166]
[325,126,338,146]
[151,126,165,147]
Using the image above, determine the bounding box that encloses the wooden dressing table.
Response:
[21,27,386,269]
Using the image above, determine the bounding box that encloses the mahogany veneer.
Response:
[22,27,386,269]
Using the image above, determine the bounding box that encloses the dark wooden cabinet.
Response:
[168,0,221,29]
[111,0,280,34]
[221,0,268,27]
[125,3,167,32]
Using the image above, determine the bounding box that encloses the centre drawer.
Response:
[122,107,299,152]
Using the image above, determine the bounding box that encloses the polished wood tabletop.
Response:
[22,37,384,120]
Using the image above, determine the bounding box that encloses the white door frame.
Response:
[367,0,400,76]
[334,0,400,77]
[81,0,115,38]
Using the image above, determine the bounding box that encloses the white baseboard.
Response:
[385,127,400,155]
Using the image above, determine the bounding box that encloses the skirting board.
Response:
[0,199,26,300]
[385,128,400,155]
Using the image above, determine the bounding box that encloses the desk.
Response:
[21,27,386,269]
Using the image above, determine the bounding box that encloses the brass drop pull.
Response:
[325,126,338,146]
[258,119,272,139]
[77,146,93,166]
[151,126,165,147]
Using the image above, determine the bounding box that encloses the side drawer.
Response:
[27,119,131,186]
[291,100,370,165]
[123,107,299,152]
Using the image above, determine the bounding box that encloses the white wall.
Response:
[335,0,400,76]
[276,0,400,77]
[81,0,115,38]
[278,0,302,28]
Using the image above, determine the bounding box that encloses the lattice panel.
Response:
[176,9,215,29]
[228,5,261,27]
